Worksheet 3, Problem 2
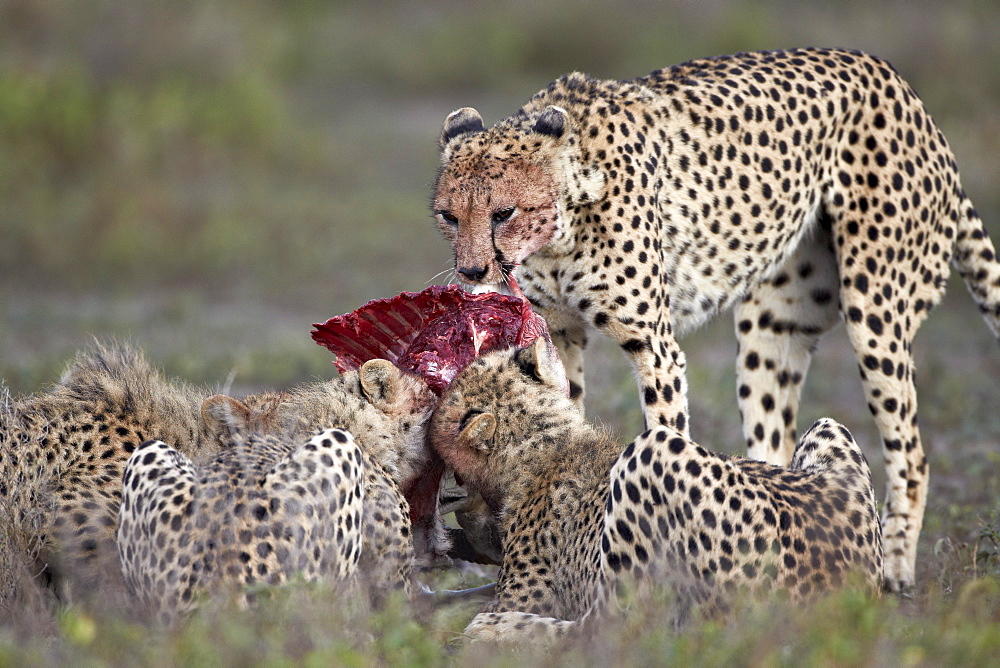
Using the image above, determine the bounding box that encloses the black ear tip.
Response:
[441,107,485,146]
[533,106,567,138]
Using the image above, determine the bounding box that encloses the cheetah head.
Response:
[355,359,439,484]
[433,105,605,288]
[429,338,574,512]
[200,360,438,485]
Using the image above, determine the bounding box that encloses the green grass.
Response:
[2,569,1000,665]
[2,0,1000,663]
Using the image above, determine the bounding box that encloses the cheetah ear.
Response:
[517,338,570,394]
[440,107,485,149]
[533,105,605,205]
[359,359,401,408]
[201,394,253,435]
[532,105,567,139]
[458,412,497,452]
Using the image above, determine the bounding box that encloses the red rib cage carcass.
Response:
[311,283,552,394]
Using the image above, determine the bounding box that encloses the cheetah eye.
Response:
[437,211,459,226]
[492,207,516,224]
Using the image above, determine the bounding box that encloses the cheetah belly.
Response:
[665,196,823,336]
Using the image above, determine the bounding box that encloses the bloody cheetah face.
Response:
[429,338,571,511]
[433,106,584,288]
[433,160,560,287]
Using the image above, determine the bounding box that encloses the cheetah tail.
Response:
[953,195,1000,339]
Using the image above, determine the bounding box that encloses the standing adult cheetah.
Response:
[431,47,1000,590]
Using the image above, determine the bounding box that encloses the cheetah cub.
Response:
[0,343,235,604]
[117,359,439,622]
[430,339,882,644]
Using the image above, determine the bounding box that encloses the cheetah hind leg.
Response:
[261,428,368,583]
[841,285,927,593]
[736,231,841,466]
[117,440,202,622]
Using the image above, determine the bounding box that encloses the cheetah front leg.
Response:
[549,322,588,407]
[605,311,690,435]
[540,292,688,432]
[736,233,841,465]
[521,273,590,408]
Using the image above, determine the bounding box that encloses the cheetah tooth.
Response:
[466,283,513,297]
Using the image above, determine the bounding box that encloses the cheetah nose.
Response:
[457,266,488,282]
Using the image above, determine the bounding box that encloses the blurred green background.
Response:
[1,0,998,475]
[1,1,1000,657]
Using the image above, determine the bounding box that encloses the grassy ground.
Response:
[1,0,999,663]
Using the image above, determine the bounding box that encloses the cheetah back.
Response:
[602,418,883,616]
[117,428,366,622]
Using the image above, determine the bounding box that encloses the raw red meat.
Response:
[311,281,553,393]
